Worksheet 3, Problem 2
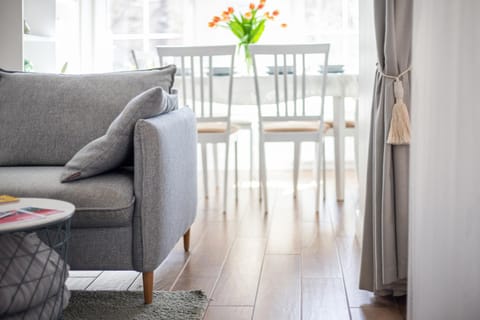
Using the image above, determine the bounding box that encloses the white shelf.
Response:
[24,34,55,42]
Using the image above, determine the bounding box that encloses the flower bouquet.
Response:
[208,0,286,67]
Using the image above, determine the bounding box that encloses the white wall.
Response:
[409,1,480,319]
[356,0,376,239]
[0,0,23,70]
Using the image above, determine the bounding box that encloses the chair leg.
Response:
[354,99,360,177]
[259,138,269,213]
[258,138,263,201]
[143,271,154,304]
[235,140,239,201]
[322,142,327,200]
[201,143,209,199]
[293,142,301,198]
[223,139,230,213]
[183,228,190,252]
[249,126,254,183]
[354,132,359,178]
[315,141,322,213]
[213,144,219,188]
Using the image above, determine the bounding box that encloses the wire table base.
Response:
[0,219,71,320]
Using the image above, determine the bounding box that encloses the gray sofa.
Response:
[0,67,197,304]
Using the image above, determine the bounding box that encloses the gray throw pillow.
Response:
[61,87,178,182]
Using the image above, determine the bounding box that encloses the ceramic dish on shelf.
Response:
[319,64,345,73]
[209,67,233,76]
[175,68,191,76]
[266,65,295,75]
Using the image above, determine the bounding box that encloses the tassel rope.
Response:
[377,64,412,145]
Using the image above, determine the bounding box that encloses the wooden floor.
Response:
[67,169,406,319]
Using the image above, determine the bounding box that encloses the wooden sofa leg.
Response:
[183,228,191,252]
[143,271,154,304]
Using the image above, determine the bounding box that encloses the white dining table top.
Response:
[175,72,359,106]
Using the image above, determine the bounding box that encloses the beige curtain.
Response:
[359,0,411,295]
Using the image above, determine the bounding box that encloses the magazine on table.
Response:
[0,207,64,224]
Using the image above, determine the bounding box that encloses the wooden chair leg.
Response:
[143,271,153,304]
[183,228,191,252]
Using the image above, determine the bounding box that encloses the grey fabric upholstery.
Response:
[133,107,197,271]
[0,167,134,228]
[0,69,198,276]
[0,66,176,166]
[68,227,134,270]
[61,87,178,182]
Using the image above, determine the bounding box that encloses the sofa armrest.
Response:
[132,107,197,271]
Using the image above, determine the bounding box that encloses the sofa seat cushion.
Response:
[0,167,134,228]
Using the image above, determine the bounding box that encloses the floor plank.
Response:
[350,306,403,320]
[66,277,96,290]
[172,276,218,297]
[302,277,350,320]
[69,270,103,277]
[302,221,342,278]
[253,254,301,320]
[204,306,253,320]
[335,236,374,307]
[86,271,140,291]
[210,238,267,306]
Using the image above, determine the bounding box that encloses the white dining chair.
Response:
[156,45,239,213]
[250,43,330,213]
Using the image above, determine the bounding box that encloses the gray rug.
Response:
[64,290,208,320]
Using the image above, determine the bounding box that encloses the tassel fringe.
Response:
[387,79,411,145]
[387,99,411,144]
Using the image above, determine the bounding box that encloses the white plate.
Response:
[266,65,295,75]
[319,64,344,73]
[211,67,233,76]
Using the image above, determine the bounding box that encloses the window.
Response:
[107,0,190,70]
[103,0,358,72]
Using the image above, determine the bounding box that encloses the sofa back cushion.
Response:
[0,66,176,166]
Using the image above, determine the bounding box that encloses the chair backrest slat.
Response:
[157,45,236,129]
[283,53,288,116]
[250,43,330,127]
[199,56,205,117]
[209,56,213,117]
[189,56,196,113]
[274,54,280,116]
[302,53,306,115]
[181,56,187,106]
[293,54,297,116]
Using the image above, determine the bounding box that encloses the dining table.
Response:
[175,71,359,201]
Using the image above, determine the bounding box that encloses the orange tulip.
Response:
[264,12,273,20]
[245,11,252,18]
[223,10,229,16]
[228,6,234,14]
[260,0,266,3]
[208,21,215,28]
[257,3,264,9]
[272,10,279,16]
[281,23,287,28]
[249,3,255,10]
[213,16,220,22]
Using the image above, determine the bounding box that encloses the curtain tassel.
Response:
[387,79,411,145]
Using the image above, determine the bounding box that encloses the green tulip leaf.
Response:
[250,19,266,43]
[229,20,244,40]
